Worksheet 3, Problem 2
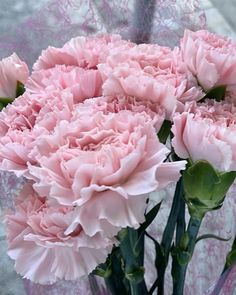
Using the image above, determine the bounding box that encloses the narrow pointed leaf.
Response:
[157,120,172,143]
[200,85,226,102]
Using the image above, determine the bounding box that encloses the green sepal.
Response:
[16,81,25,97]
[183,160,236,218]
[0,97,15,108]
[200,85,226,102]
[0,102,5,110]
[0,81,25,109]
[157,120,172,144]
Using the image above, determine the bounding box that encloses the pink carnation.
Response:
[78,95,165,131]
[172,100,236,172]
[33,35,134,71]
[0,90,75,176]
[0,51,105,176]
[0,53,29,98]
[5,183,114,284]
[26,65,102,103]
[98,44,203,119]
[181,29,236,92]
[29,110,186,236]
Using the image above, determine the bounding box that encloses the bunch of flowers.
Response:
[1,30,236,295]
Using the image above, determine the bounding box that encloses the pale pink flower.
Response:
[26,65,102,103]
[78,96,165,132]
[181,29,236,92]
[0,90,75,176]
[29,110,186,235]
[33,35,133,71]
[5,183,114,284]
[0,53,29,98]
[99,44,203,119]
[100,63,177,119]
[0,44,106,176]
[172,100,236,172]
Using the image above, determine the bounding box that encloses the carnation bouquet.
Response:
[0,2,236,295]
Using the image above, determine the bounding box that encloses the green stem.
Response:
[155,178,183,294]
[161,178,183,254]
[102,248,130,295]
[88,275,100,295]
[157,265,165,295]
[119,228,148,295]
[130,283,138,295]
[105,276,125,295]
[130,281,148,295]
[175,194,186,245]
[172,216,202,295]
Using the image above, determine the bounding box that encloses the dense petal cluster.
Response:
[5,184,114,284]
[26,65,103,103]
[29,110,185,234]
[98,44,203,118]
[4,32,225,284]
[33,35,134,70]
[181,30,236,93]
[172,100,236,172]
[0,90,75,176]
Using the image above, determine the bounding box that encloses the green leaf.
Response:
[132,203,162,258]
[146,231,164,264]
[226,249,236,268]
[200,85,226,102]
[157,120,172,144]
[16,81,25,97]
[225,238,236,269]
[138,202,161,234]
[93,266,112,278]
[125,266,145,283]
[196,234,231,243]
